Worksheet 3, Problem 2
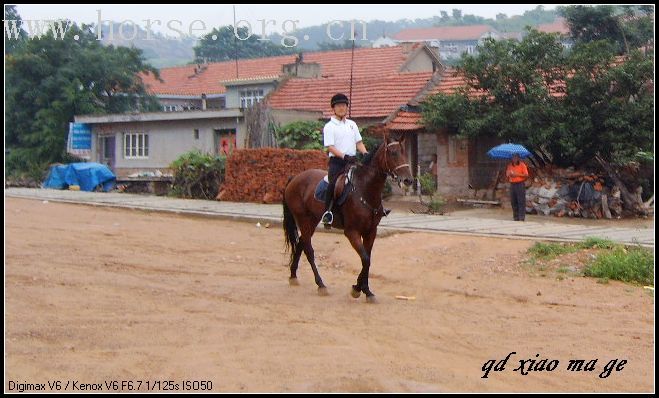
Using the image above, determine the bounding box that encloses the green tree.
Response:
[4,5,27,54]
[5,20,160,176]
[317,39,361,51]
[560,5,654,54]
[421,29,654,168]
[193,25,296,62]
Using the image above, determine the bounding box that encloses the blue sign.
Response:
[69,123,92,150]
[67,122,92,159]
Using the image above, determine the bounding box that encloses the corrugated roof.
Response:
[393,25,497,41]
[537,18,570,35]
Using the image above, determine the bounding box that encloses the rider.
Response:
[321,93,368,225]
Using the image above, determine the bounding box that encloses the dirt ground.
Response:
[5,198,654,393]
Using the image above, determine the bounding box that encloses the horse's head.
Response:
[376,134,414,187]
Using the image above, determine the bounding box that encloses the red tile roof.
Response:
[386,111,424,131]
[537,18,570,35]
[267,72,434,118]
[139,46,417,96]
[393,25,496,41]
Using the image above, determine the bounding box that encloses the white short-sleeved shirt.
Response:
[323,116,362,158]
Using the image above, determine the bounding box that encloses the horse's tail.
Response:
[282,177,299,261]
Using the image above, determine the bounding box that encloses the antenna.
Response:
[348,32,356,118]
[233,5,239,78]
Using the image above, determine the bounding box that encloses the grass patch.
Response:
[526,238,654,286]
[527,242,580,259]
[578,237,618,250]
[584,246,654,285]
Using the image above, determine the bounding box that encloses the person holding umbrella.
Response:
[506,152,529,221]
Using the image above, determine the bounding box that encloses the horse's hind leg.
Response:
[289,243,303,285]
[299,226,328,295]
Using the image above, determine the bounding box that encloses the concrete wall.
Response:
[225,83,277,108]
[270,109,323,126]
[91,117,243,172]
[401,50,436,72]
[417,131,437,174]
[436,129,470,198]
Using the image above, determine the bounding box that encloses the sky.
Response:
[14,4,568,37]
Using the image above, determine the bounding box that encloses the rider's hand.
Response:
[343,154,357,163]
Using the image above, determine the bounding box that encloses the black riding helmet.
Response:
[330,93,349,107]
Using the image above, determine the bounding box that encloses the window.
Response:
[194,129,199,140]
[466,45,475,54]
[124,132,149,159]
[240,89,264,108]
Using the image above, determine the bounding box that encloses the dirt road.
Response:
[5,198,654,392]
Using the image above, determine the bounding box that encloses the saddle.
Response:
[314,166,355,206]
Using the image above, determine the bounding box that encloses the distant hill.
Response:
[99,23,197,68]
[100,7,559,68]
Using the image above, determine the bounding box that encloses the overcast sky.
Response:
[15,4,568,36]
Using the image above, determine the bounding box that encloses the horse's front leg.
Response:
[346,229,377,303]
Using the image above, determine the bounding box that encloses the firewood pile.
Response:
[523,165,652,219]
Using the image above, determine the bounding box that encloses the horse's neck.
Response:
[354,149,388,203]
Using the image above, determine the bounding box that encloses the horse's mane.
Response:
[360,140,384,166]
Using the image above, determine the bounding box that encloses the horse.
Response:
[282,134,414,303]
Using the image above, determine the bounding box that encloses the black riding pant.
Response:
[325,156,347,210]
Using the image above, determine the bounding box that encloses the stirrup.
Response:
[322,211,334,225]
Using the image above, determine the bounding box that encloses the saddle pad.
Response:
[314,177,352,205]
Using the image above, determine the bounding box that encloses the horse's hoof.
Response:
[366,295,378,304]
[289,277,300,286]
[350,288,361,298]
[318,287,329,296]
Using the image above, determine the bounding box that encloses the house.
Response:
[266,43,445,183]
[392,25,499,60]
[536,18,573,49]
[74,45,443,179]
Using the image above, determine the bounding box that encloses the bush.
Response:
[170,150,226,199]
[276,120,325,150]
[417,172,445,213]
[584,246,654,285]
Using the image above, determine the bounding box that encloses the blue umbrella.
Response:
[487,143,532,159]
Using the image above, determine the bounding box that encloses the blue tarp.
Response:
[43,162,116,192]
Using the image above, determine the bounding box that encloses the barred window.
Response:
[124,132,149,159]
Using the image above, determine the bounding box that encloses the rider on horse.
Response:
[321,93,368,226]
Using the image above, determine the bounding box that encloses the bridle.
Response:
[382,140,412,184]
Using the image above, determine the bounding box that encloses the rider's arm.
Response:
[326,145,345,159]
[356,141,367,154]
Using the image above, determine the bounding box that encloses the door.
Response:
[215,129,237,156]
[101,136,116,170]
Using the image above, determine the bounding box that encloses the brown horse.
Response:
[282,134,414,303]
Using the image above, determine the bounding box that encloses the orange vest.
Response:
[507,161,529,183]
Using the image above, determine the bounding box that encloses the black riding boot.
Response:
[322,188,334,225]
